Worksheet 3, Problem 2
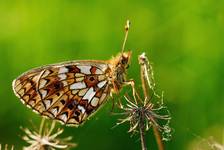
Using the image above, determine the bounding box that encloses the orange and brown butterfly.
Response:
[12,20,132,126]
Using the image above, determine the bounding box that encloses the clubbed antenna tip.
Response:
[125,20,131,31]
[122,20,131,53]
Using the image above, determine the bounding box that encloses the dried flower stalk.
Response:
[114,52,171,150]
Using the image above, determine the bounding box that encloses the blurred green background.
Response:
[0,0,224,149]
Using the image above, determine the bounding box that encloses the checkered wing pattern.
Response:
[12,61,111,126]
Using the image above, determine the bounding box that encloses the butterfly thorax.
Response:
[108,51,131,93]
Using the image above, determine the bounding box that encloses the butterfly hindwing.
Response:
[12,61,111,125]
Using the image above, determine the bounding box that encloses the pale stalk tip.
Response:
[125,20,131,31]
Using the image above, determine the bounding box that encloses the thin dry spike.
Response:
[121,20,131,53]
[39,118,45,135]
[124,80,138,104]
[124,94,138,108]
[47,121,56,136]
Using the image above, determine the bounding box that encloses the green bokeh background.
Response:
[0,1,224,149]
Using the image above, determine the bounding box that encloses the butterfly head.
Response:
[119,51,132,69]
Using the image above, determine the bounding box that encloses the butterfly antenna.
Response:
[121,20,130,53]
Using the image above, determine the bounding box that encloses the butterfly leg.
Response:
[110,96,116,114]
[123,79,138,104]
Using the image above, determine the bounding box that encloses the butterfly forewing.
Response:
[13,61,111,126]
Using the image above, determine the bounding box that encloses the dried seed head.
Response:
[21,119,76,150]
[115,92,171,140]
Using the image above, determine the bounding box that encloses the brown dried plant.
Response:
[21,118,76,150]
[0,144,14,150]
[114,52,171,150]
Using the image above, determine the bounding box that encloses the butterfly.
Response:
[12,20,133,126]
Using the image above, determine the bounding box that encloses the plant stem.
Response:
[140,62,150,101]
[139,53,164,150]
[138,54,149,150]
[153,125,164,150]
[139,114,147,150]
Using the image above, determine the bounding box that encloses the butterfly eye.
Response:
[121,57,128,65]
[126,64,130,69]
